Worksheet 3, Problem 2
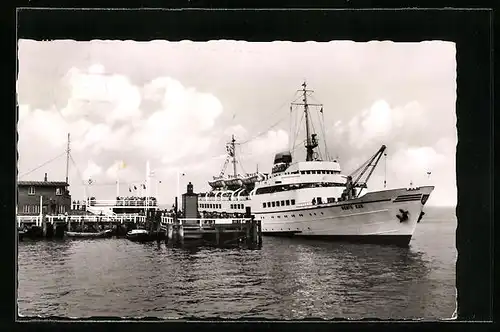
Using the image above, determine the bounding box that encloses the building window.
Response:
[23,205,28,213]
[28,186,35,195]
[56,188,62,196]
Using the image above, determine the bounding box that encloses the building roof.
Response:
[18,181,69,187]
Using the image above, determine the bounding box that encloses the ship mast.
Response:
[301,82,318,161]
[230,134,237,177]
[65,133,70,185]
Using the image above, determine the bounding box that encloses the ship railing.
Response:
[160,217,252,229]
[199,196,250,202]
[86,199,158,207]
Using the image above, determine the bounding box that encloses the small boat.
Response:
[126,229,150,242]
[66,229,113,239]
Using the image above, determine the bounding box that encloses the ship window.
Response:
[277,216,280,218]
[272,202,275,207]
[280,200,285,206]
[321,212,324,215]
[263,203,266,208]
[306,171,311,174]
[284,215,288,218]
[291,214,295,217]
[291,199,295,205]
[327,197,335,203]
[231,204,234,209]
[28,186,35,195]
[300,171,305,174]
[299,214,303,217]
[317,197,322,204]
[271,216,274,218]
[286,200,290,206]
[56,188,62,195]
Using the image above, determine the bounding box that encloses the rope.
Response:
[239,92,303,146]
[18,152,67,178]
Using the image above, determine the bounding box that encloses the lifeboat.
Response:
[224,175,243,188]
[208,176,226,189]
[241,172,266,185]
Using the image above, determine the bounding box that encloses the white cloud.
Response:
[82,160,102,180]
[247,129,289,156]
[224,124,248,139]
[340,99,428,150]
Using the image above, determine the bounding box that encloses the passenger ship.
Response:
[198,135,266,216]
[200,82,434,246]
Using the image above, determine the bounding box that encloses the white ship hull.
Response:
[254,186,434,247]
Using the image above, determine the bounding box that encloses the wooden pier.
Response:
[17,213,262,248]
[159,216,262,248]
[17,214,148,240]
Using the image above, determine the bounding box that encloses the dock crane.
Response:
[342,145,387,200]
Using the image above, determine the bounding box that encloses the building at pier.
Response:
[17,173,71,215]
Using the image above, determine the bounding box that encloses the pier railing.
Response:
[17,214,147,227]
[160,217,252,229]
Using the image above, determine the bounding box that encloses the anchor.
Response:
[396,209,409,222]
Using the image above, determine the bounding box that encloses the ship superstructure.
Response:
[198,135,265,216]
[245,82,434,246]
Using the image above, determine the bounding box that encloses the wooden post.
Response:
[245,220,251,245]
[252,219,258,244]
[167,224,173,243]
[258,220,263,246]
[179,224,184,245]
[215,225,220,246]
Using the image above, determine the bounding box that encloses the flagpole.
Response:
[176,169,180,203]
[116,169,120,198]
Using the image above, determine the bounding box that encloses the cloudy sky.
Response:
[17,40,456,207]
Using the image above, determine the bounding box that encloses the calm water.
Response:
[17,207,457,320]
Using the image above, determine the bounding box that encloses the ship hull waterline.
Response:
[254,186,433,247]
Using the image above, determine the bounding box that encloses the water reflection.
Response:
[18,215,455,319]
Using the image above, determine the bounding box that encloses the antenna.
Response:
[65,133,70,185]
[384,152,387,188]
[231,135,237,177]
